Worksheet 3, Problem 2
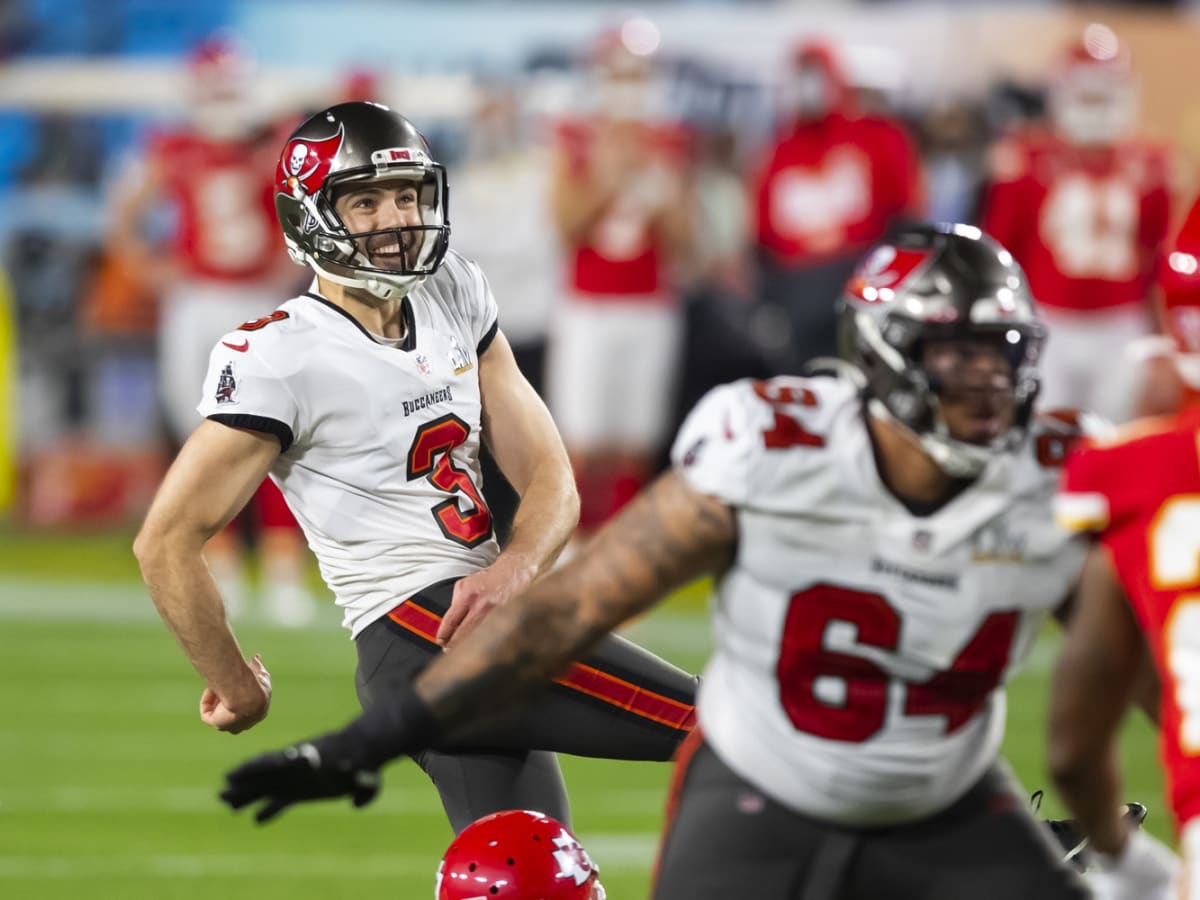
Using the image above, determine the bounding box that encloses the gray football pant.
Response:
[653,734,1090,900]
[354,578,698,834]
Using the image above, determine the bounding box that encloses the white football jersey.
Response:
[671,375,1088,826]
[197,250,501,636]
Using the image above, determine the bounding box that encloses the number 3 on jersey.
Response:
[407,414,493,548]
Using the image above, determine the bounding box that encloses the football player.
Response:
[108,33,314,625]
[1047,199,1200,900]
[134,101,698,834]
[979,23,1174,422]
[749,38,922,369]
[546,21,694,538]
[220,224,1110,898]
[437,809,606,900]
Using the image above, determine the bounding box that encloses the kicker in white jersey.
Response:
[671,373,1090,826]
[196,249,502,636]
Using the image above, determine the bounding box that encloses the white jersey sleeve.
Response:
[671,376,848,509]
[670,382,764,507]
[196,325,301,451]
[439,250,500,355]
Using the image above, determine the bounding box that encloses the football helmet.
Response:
[436,810,606,900]
[1048,24,1137,146]
[837,223,1045,477]
[782,40,846,122]
[274,102,450,301]
[187,32,257,141]
[587,18,664,121]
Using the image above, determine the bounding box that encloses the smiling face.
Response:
[920,335,1017,446]
[331,175,425,271]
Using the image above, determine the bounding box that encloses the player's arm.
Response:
[436,330,579,645]
[1047,544,1146,856]
[105,154,174,288]
[548,136,620,243]
[220,470,736,821]
[134,420,280,733]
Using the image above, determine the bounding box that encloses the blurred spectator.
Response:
[748,38,922,371]
[546,20,693,538]
[979,23,1173,422]
[451,79,560,538]
[1129,191,1200,418]
[105,33,314,625]
[919,99,990,225]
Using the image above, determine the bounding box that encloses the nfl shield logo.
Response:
[416,354,431,375]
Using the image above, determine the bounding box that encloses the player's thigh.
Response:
[435,630,695,762]
[605,302,684,452]
[1038,311,1092,412]
[653,741,840,900]
[1092,306,1152,422]
[1180,818,1200,900]
[546,299,606,447]
[496,630,696,761]
[847,769,1088,900]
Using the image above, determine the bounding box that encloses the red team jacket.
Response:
[1060,409,1200,832]
[981,129,1171,313]
[555,118,691,302]
[750,110,920,267]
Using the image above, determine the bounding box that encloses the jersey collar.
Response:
[302,289,417,352]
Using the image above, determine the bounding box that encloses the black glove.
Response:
[1032,789,1149,872]
[219,728,380,823]
[219,689,439,824]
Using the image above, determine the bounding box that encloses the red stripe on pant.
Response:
[386,600,696,732]
[651,725,706,890]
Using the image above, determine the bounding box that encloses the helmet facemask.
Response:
[295,168,448,301]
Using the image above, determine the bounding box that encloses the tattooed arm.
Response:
[219,470,736,822]
[417,469,735,727]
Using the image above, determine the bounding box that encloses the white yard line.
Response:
[0,833,662,878]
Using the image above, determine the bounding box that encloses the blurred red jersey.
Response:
[556,117,690,302]
[981,129,1171,313]
[146,128,283,282]
[1057,407,1200,830]
[750,112,920,266]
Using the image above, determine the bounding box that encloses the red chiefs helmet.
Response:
[586,18,664,121]
[1156,201,1200,394]
[436,810,606,900]
[186,32,257,140]
[1048,23,1137,146]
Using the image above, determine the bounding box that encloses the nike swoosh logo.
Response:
[222,340,249,352]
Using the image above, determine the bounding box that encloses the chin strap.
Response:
[868,397,998,479]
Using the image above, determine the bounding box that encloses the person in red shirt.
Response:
[546,20,693,536]
[107,33,314,626]
[1046,196,1200,899]
[749,38,921,370]
[980,24,1173,422]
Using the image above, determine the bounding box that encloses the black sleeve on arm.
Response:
[477,318,499,356]
[207,414,295,453]
[344,688,441,769]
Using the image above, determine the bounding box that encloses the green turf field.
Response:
[0,529,1168,899]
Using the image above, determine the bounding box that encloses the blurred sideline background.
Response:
[0,0,1191,897]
